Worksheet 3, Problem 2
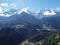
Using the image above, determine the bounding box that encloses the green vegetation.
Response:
[57,41,60,45]
[12,24,24,30]
[42,24,56,31]
[19,25,60,45]
[21,40,33,45]
[19,32,60,45]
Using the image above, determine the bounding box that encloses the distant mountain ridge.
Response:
[0,8,60,29]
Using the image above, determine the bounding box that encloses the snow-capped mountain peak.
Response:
[35,10,40,15]
[18,8,29,14]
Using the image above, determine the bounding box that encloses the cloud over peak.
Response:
[0,2,17,8]
[0,3,8,7]
[43,10,56,16]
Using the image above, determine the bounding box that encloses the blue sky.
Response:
[0,0,60,11]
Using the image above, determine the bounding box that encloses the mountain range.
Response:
[0,8,60,29]
[0,8,60,45]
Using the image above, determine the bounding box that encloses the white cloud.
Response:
[43,10,56,16]
[0,3,9,7]
[0,7,3,13]
[0,13,11,17]
[0,3,17,8]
